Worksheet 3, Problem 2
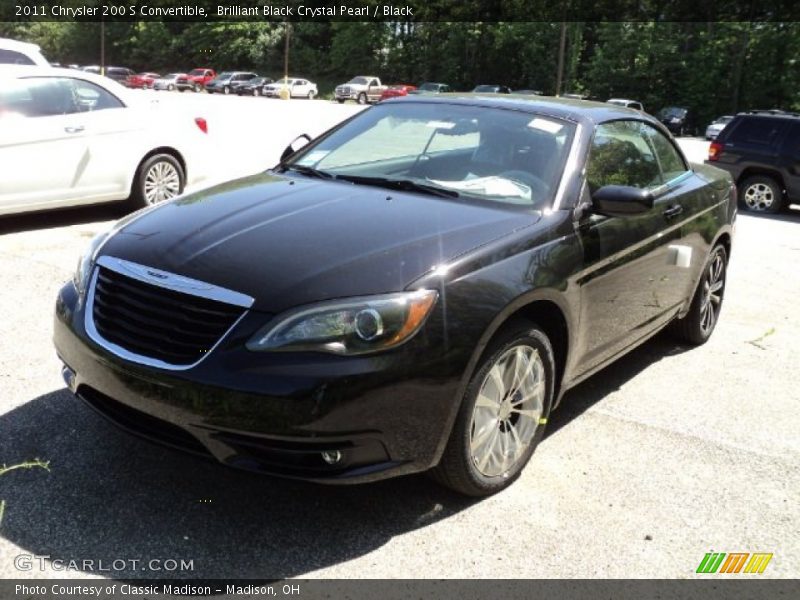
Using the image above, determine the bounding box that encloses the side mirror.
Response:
[280,134,312,162]
[591,185,654,217]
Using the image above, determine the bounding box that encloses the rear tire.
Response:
[431,321,555,497]
[128,153,185,210]
[168,84,175,91]
[670,245,727,345]
[308,91,315,100]
[738,176,785,213]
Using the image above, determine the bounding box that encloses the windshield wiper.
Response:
[333,175,460,198]
[278,164,334,179]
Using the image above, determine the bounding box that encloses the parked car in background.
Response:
[185,68,216,92]
[0,37,49,66]
[607,98,644,111]
[335,76,386,104]
[236,76,273,96]
[205,71,257,95]
[126,72,160,89]
[153,73,190,92]
[0,66,210,215]
[262,77,317,99]
[54,96,735,498]
[561,93,588,100]
[408,82,451,94]
[657,106,693,136]
[705,115,734,140]
[706,109,800,213]
[472,84,512,94]
[379,84,417,101]
[511,89,544,96]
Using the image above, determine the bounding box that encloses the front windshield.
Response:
[286,103,575,209]
[188,69,205,76]
[216,72,233,80]
[661,107,687,118]
[474,85,499,93]
[348,77,369,85]
[715,116,733,124]
[273,78,293,85]
[419,83,440,91]
[166,73,182,78]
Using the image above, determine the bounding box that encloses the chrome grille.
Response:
[87,257,251,368]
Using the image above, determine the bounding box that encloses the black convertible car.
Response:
[55,96,736,496]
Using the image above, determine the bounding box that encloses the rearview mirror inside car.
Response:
[280,134,312,162]
[591,185,654,217]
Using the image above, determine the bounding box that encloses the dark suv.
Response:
[205,71,258,95]
[706,110,800,213]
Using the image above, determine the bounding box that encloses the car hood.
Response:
[100,172,539,313]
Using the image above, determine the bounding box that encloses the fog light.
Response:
[321,450,342,465]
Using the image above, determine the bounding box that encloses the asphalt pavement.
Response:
[0,96,797,579]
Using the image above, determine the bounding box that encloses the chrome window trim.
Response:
[552,122,584,211]
[84,257,254,371]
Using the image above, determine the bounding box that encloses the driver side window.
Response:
[587,121,662,192]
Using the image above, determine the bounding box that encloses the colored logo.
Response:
[696,552,773,574]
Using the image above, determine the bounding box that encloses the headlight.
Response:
[247,290,438,355]
[73,231,110,297]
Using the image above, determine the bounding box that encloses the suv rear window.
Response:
[727,117,786,146]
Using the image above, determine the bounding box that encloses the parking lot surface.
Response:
[0,95,798,579]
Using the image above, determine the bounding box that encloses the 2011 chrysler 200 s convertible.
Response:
[54,96,736,496]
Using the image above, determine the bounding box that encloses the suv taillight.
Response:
[708,141,723,161]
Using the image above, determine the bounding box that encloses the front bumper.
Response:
[54,281,461,484]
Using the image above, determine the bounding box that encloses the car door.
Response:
[63,77,145,201]
[574,119,693,371]
[782,121,800,201]
[0,77,90,213]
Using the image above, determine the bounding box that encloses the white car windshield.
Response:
[287,102,575,209]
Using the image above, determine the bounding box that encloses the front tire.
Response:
[738,176,784,213]
[129,153,185,210]
[336,98,345,104]
[357,92,367,105]
[431,322,555,496]
[671,245,727,345]
[223,86,230,95]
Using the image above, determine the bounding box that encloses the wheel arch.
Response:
[430,290,574,468]
[133,146,188,189]
[737,168,787,193]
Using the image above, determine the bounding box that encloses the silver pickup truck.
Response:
[335,76,386,104]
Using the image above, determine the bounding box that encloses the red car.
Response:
[185,68,216,92]
[380,84,417,101]
[126,72,160,89]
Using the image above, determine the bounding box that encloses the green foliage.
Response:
[4,21,799,121]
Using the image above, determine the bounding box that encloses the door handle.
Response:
[64,125,85,134]
[663,204,684,219]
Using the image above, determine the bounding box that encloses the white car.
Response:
[263,77,317,99]
[705,115,734,140]
[0,67,210,216]
[0,37,49,67]
[607,98,644,111]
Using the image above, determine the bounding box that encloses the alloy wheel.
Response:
[699,249,725,335]
[143,161,181,204]
[469,345,545,477]
[743,182,774,211]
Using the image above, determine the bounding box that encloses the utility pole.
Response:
[281,21,291,100]
[555,22,566,96]
[100,19,105,76]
